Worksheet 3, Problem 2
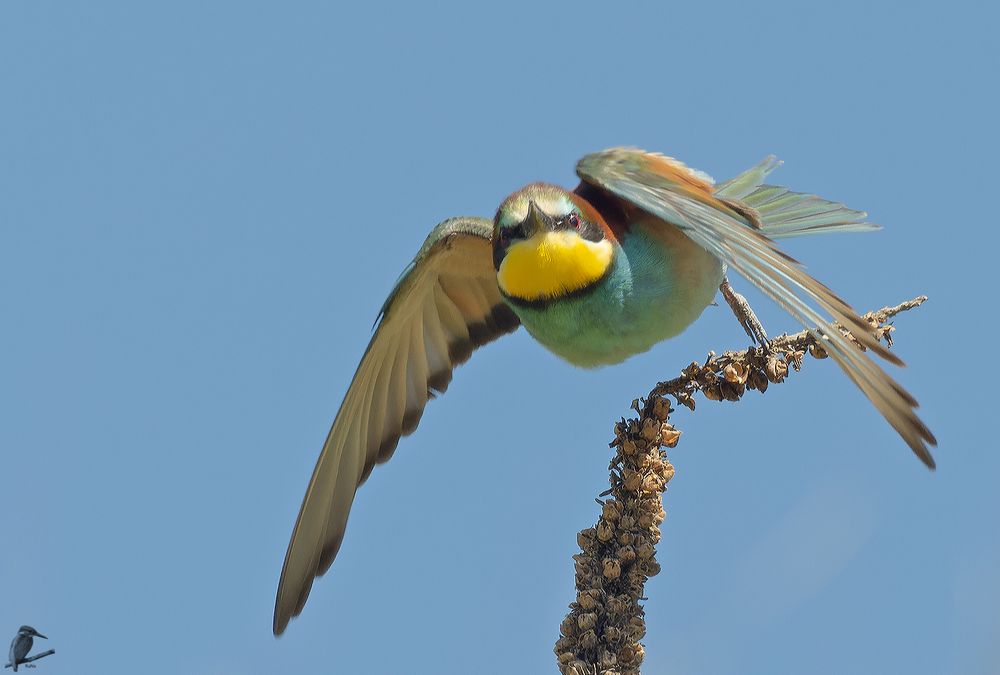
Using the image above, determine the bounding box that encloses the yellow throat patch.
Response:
[498,231,614,302]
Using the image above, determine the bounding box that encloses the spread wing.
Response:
[577,147,936,467]
[274,217,519,635]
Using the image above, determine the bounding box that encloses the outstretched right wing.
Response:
[274,217,519,635]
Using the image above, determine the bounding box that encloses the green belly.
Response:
[507,224,723,368]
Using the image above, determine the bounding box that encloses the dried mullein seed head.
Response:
[662,462,675,482]
[719,380,744,401]
[765,355,788,383]
[659,426,681,447]
[635,541,655,559]
[605,595,626,614]
[579,629,598,649]
[596,521,614,543]
[723,361,750,384]
[640,418,660,442]
[602,500,622,522]
[577,590,600,610]
[623,470,642,491]
[603,558,622,580]
[748,367,768,392]
[618,545,636,563]
[808,341,828,359]
[641,473,664,493]
[651,396,671,421]
[643,558,662,576]
[577,528,596,549]
[619,514,635,531]
[598,650,618,670]
[617,531,634,546]
[577,612,598,631]
[628,616,647,639]
[560,616,578,637]
[618,645,638,665]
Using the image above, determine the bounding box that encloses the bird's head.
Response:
[492,183,616,305]
[17,626,46,639]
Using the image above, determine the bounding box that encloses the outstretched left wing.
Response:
[274,217,519,635]
[577,148,936,467]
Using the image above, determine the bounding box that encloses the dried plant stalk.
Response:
[555,296,927,675]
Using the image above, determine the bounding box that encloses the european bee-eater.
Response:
[273,147,936,634]
[8,626,45,672]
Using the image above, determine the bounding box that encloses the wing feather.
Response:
[577,148,936,468]
[274,217,519,634]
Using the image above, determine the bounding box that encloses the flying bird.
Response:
[273,147,936,634]
[8,626,46,672]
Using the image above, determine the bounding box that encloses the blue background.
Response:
[1,2,995,673]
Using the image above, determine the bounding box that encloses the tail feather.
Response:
[715,156,880,239]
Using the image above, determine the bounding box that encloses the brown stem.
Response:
[554,296,926,675]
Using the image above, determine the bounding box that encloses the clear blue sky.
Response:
[1,2,995,674]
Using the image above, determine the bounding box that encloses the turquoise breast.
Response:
[506,223,723,368]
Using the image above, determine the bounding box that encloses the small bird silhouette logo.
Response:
[7,626,50,671]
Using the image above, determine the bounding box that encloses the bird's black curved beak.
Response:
[524,200,555,236]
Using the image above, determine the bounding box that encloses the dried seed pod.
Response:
[659,426,681,448]
[628,616,647,640]
[560,615,578,637]
[719,380,744,401]
[723,361,750,384]
[603,558,622,580]
[602,500,622,522]
[577,612,598,631]
[577,528,596,549]
[603,625,623,643]
[641,473,663,493]
[598,649,619,670]
[577,589,600,610]
[607,594,629,614]
[620,437,637,456]
[618,645,638,665]
[596,521,614,543]
[808,341,828,359]
[623,469,642,491]
[618,545,636,564]
[765,355,788,383]
[748,367,768,392]
[703,383,723,401]
[787,349,805,371]
[557,650,575,665]
[617,531,634,547]
[635,541,655,559]
[619,514,635,531]
[643,558,662,576]
[579,629,598,649]
[651,396,671,421]
[640,418,660,442]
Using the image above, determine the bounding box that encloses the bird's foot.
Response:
[719,278,770,351]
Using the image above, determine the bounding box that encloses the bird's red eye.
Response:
[568,213,581,229]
